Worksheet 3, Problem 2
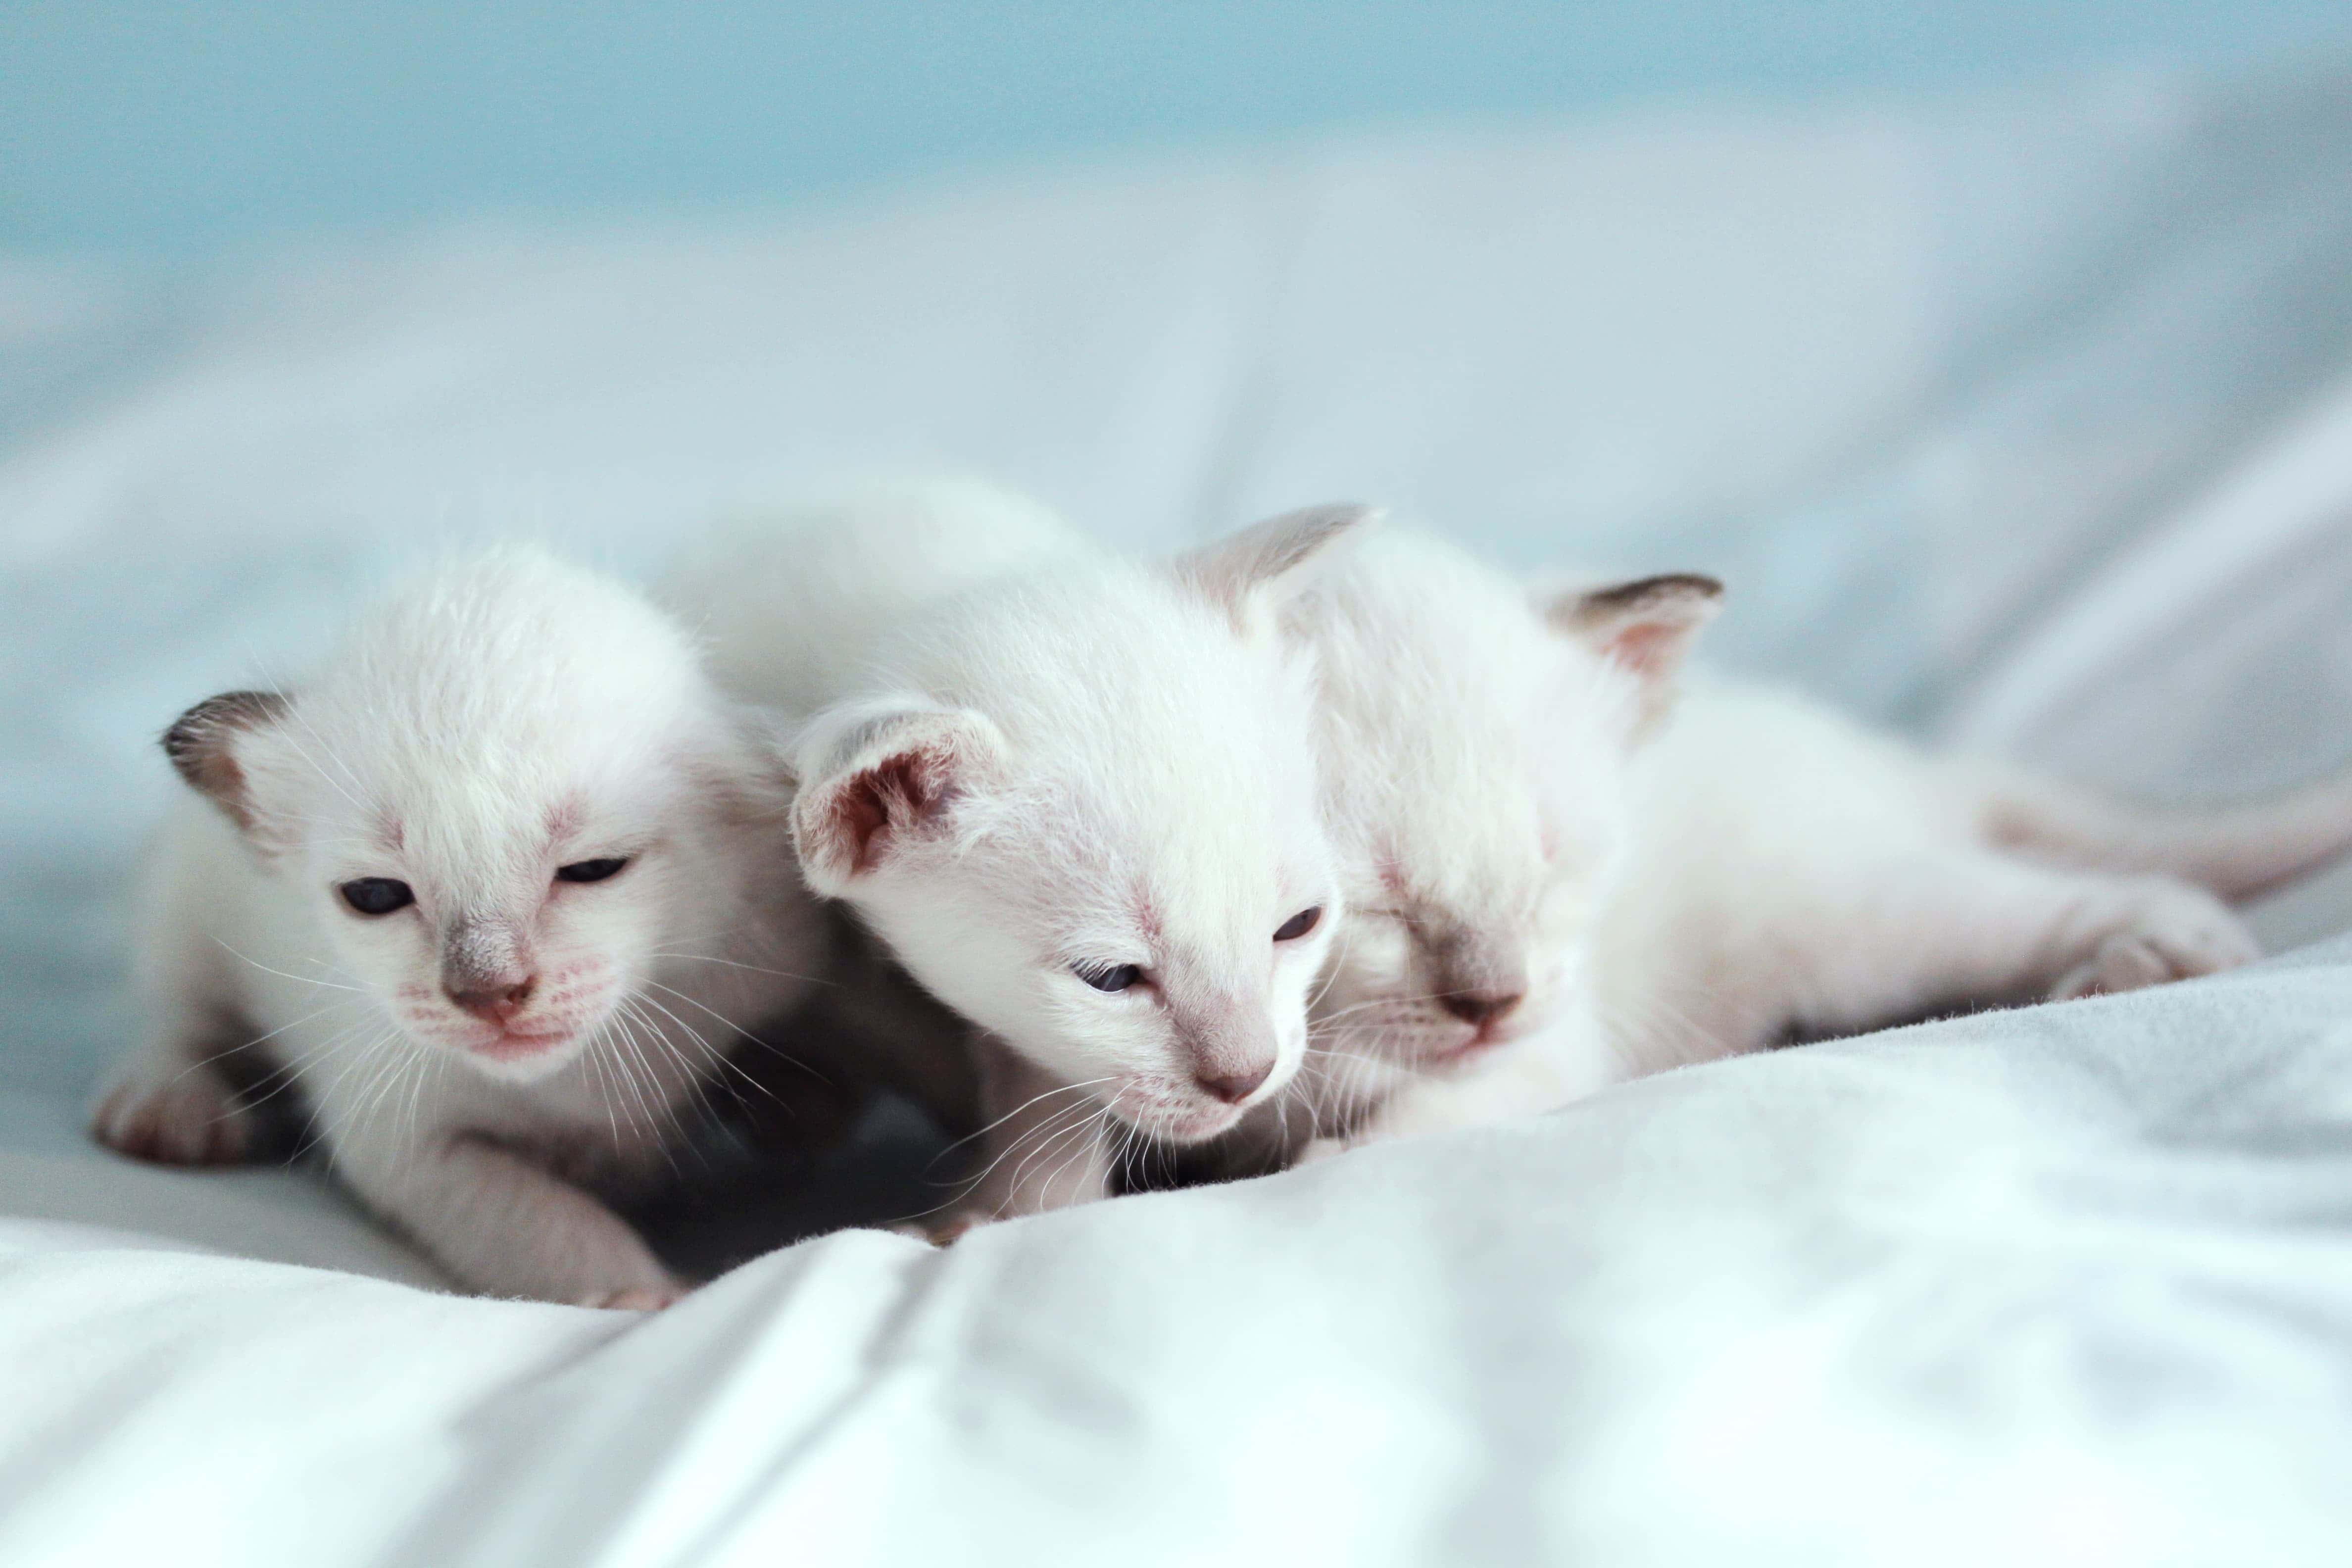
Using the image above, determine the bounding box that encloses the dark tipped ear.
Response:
[1544,574,1723,679]
[1173,502,1378,636]
[162,690,292,833]
[1543,573,1723,729]
[788,699,1005,896]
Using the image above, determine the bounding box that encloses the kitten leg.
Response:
[2042,878,2263,1000]
[98,852,269,1166]
[923,1033,1112,1240]
[333,1129,685,1307]
[1783,857,2261,1042]
[91,1036,258,1167]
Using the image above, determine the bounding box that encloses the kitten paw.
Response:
[580,1283,688,1311]
[2051,893,2262,1001]
[891,1210,994,1246]
[1295,1137,1353,1166]
[92,1064,254,1167]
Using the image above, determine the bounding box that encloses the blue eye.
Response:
[339,878,414,916]
[1077,963,1142,993]
[1274,905,1323,941]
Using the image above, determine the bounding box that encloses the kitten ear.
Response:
[1173,502,1379,636]
[1542,573,1723,727]
[789,697,1005,895]
[1543,573,1722,678]
[161,690,293,835]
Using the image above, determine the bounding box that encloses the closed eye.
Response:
[556,857,630,884]
[1274,905,1323,942]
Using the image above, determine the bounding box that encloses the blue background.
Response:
[6,1,2349,256]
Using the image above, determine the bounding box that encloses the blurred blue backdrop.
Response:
[6,0,2349,256]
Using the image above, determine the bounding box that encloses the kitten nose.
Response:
[446,976,536,1023]
[1195,1060,1274,1104]
[1439,987,1524,1027]
[1433,930,1529,1028]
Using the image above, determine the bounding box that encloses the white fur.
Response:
[668,483,1361,1224]
[661,481,1082,726]
[93,548,825,1305]
[1225,530,1642,1166]
[1277,528,2352,1158]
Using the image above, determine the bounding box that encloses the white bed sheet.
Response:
[12,945,2352,1566]
[6,51,2352,1566]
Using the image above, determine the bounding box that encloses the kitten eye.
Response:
[339,878,414,917]
[1274,905,1323,942]
[1076,963,1143,994]
[555,858,631,884]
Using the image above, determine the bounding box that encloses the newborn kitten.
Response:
[93,548,826,1306]
[1269,528,2352,1157]
[1177,529,1655,1179]
[668,483,1363,1226]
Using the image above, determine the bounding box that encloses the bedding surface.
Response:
[5,50,2352,1566]
[11,943,2352,1565]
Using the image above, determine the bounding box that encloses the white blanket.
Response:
[11,947,2352,1565]
[6,53,2352,1565]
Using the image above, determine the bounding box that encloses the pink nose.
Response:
[446,977,536,1024]
[1195,1061,1274,1105]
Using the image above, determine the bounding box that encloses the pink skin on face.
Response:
[1111,1078,1245,1143]
[395,957,620,1062]
[1403,958,1559,1071]
[1418,1014,1526,1069]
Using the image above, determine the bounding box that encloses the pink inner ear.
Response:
[832,751,944,874]
[1607,620,1688,681]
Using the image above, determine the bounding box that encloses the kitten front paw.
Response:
[1295,1136,1353,1166]
[580,1283,689,1311]
[891,1209,995,1246]
[92,1062,254,1167]
[2052,892,2263,1001]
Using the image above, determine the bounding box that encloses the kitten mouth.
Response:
[1419,1000,1544,1068]
[1110,1087,1245,1145]
[1421,1022,1517,1069]
[470,1026,573,1063]
[1147,1107,1246,1144]
[1422,1039,1494,1070]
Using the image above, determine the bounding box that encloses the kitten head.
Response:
[789,505,1369,1144]
[1301,530,1719,1076]
[164,547,790,1082]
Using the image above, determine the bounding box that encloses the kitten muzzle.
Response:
[441,916,539,1027]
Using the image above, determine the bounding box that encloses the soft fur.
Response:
[666,482,1365,1225]
[95,548,826,1306]
[1262,527,2352,1158]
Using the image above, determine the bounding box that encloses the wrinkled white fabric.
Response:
[10,944,2352,1566]
[5,52,2352,1566]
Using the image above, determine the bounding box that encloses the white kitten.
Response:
[93,547,826,1306]
[664,481,1085,726]
[668,483,1364,1225]
[1272,528,2352,1156]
